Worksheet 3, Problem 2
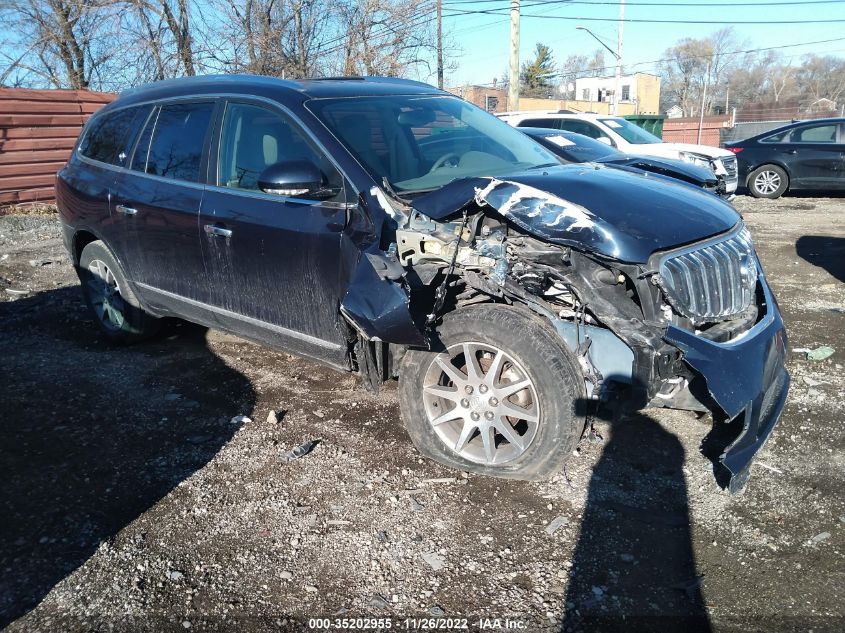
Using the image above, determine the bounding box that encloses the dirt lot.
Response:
[1,195,843,633]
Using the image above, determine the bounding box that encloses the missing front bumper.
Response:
[664,278,789,493]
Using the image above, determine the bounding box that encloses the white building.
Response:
[572,72,660,114]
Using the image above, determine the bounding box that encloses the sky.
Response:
[441,0,845,88]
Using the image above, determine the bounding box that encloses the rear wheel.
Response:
[78,240,160,343]
[748,164,788,199]
[399,305,586,479]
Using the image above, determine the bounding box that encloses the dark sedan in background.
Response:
[521,127,728,198]
[725,118,845,199]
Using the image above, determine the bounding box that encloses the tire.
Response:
[399,304,587,480]
[78,240,160,343]
[748,164,788,199]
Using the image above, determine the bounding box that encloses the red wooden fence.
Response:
[661,115,731,147]
[0,88,116,205]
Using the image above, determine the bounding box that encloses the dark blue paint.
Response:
[413,165,740,263]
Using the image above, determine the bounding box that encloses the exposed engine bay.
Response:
[389,180,761,407]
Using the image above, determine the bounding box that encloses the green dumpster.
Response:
[623,114,667,139]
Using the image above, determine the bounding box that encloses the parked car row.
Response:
[497,110,739,195]
[57,75,788,492]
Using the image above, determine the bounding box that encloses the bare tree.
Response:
[0,0,118,89]
[328,0,438,78]
[794,54,845,105]
[208,0,328,78]
[559,53,588,99]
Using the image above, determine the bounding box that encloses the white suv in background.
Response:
[498,111,738,194]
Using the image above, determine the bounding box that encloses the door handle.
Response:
[785,149,798,155]
[204,224,233,238]
[115,204,138,215]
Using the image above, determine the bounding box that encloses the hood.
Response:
[634,142,733,160]
[411,164,740,263]
[598,154,717,185]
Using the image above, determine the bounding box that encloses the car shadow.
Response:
[0,286,255,628]
[561,403,712,633]
[795,235,845,283]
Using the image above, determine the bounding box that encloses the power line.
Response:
[314,4,438,56]
[443,7,845,23]
[443,0,845,6]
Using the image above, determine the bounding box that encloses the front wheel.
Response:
[748,164,788,199]
[399,305,587,480]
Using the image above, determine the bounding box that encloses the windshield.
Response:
[307,95,560,193]
[598,118,662,144]
[531,131,621,162]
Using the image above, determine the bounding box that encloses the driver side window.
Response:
[217,102,339,194]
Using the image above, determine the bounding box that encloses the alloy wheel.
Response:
[85,259,126,332]
[754,170,782,195]
[422,342,540,465]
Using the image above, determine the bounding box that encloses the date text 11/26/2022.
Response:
[307,617,527,630]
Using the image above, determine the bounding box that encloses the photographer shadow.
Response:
[561,399,712,633]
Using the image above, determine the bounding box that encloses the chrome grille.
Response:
[720,156,738,180]
[659,227,758,323]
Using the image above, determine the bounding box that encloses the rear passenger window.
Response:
[793,124,837,143]
[79,107,146,165]
[134,102,214,182]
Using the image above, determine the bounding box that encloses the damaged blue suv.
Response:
[57,75,789,492]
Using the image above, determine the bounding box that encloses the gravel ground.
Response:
[1,196,843,633]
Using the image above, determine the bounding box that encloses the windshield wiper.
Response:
[527,162,560,170]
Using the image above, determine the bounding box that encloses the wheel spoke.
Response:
[494,420,525,452]
[434,355,468,386]
[501,400,539,423]
[462,343,484,383]
[497,378,531,398]
[429,407,463,427]
[480,425,496,463]
[90,260,106,281]
[454,420,477,453]
[485,349,506,386]
[423,383,462,403]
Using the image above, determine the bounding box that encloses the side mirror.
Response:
[596,136,613,146]
[257,160,331,199]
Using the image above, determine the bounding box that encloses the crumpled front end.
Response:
[342,175,788,491]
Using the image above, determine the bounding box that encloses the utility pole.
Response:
[508,0,520,111]
[436,0,444,89]
[614,0,624,115]
[698,62,711,145]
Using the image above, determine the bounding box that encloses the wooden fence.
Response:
[0,88,115,205]
[661,116,731,147]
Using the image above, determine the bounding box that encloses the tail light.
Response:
[726,147,743,154]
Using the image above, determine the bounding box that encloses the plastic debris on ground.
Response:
[806,346,835,361]
[279,439,320,463]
